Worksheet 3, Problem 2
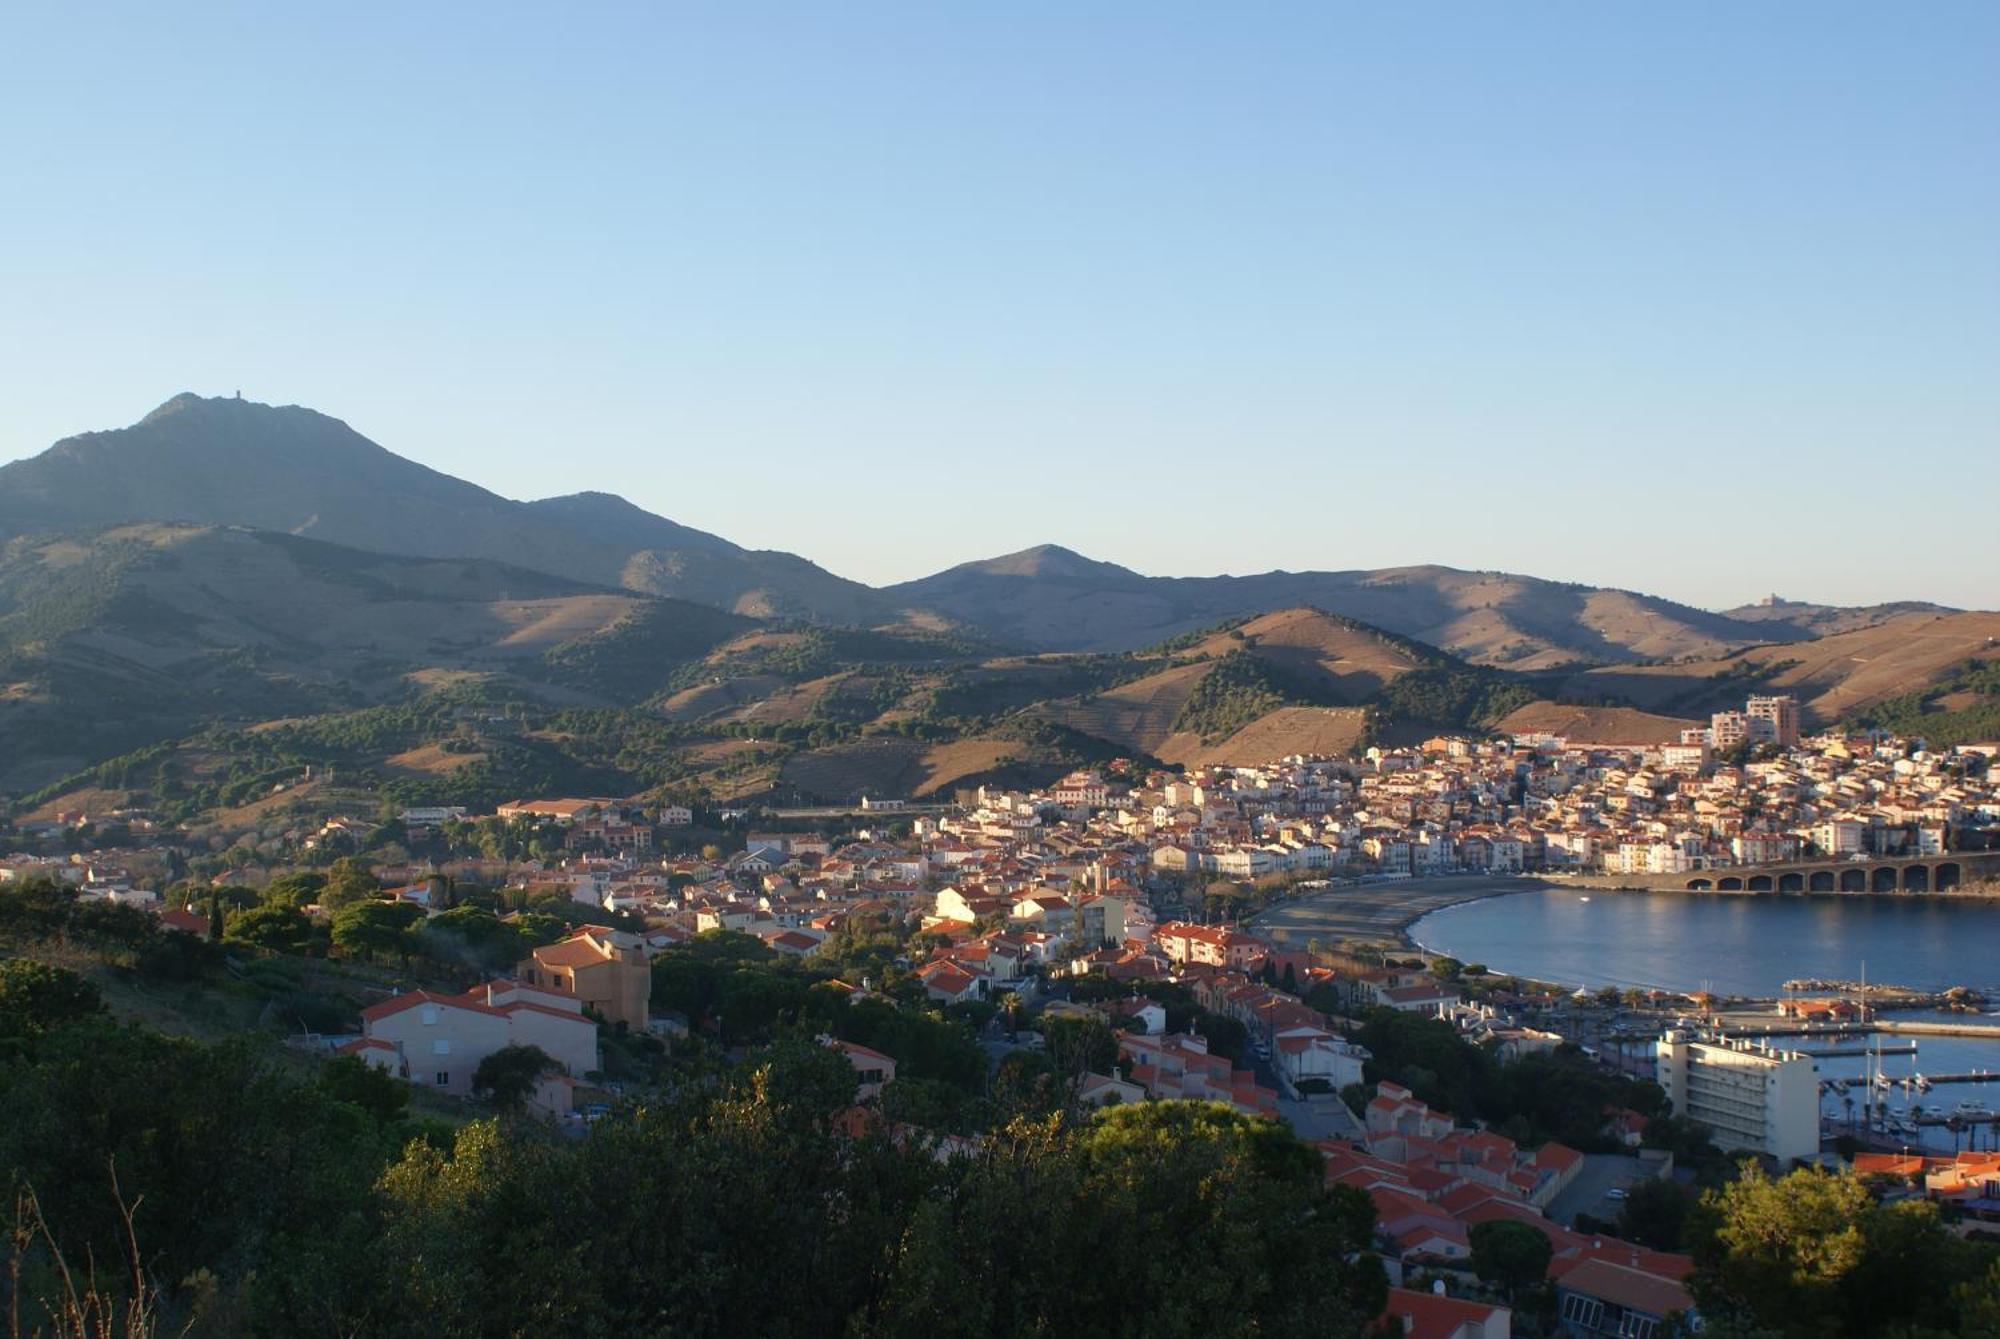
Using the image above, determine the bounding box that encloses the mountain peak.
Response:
[137,390,290,426]
[969,544,1137,580]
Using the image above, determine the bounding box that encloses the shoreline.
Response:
[1249,875,1540,950]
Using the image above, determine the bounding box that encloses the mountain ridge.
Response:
[2,394,1979,673]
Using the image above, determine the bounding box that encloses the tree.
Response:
[0,959,103,1037]
[471,1044,559,1111]
[320,1054,410,1122]
[1429,956,1465,981]
[332,901,424,963]
[1040,1014,1118,1078]
[1617,1176,1696,1251]
[321,858,380,909]
[261,871,326,909]
[223,904,325,956]
[1687,1163,1987,1338]
[1469,1218,1553,1301]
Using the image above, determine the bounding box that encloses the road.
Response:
[1251,876,1545,948]
[1545,1152,1659,1227]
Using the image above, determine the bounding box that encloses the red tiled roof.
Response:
[1556,1257,1693,1318]
[1379,1287,1508,1339]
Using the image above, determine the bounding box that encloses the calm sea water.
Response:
[1410,887,2000,997]
[1413,888,2000,1152]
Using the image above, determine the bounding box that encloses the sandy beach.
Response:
[1249,875,1542,949]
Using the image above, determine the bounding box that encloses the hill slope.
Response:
[1721,596,1959,638]
[1559,611,2000,725]
[886,546,1803,666]
[0,393,882,622]
[0,523,751,790]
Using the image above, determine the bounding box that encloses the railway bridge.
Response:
[1601,850,2000,894]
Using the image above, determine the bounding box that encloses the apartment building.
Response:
[1655,1031,1818,1162]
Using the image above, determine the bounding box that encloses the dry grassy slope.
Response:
[1190,608,1427,701]
[1492,702,1699,745]
[658,674,791,721]
[778,736,1054,802]
[1153,706,1373,767]
[1566,611,2000,724]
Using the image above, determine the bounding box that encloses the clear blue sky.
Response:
[3,3,1995,608]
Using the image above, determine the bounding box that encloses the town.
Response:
[5,691,1998,1336]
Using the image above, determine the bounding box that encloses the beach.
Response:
[1249,875,1539,948]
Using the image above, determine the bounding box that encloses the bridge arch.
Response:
[1749,874,1775,892]
[1809,871,1836,892]
[1904,864,1930,892]
[1718,876,1743,891]
[1872,866,1900,893]
[1840,867,1866,892]
[1778,872,1805,892]
[1686,878,1712,891]
[1937,862,1961,890]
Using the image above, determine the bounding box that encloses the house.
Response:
[1117,1031,1274,1116]
[352,980,599,1115]
[826,1038,897,1102]
[495,798,607,824]
[516,926,652,1029]
[1552,1257,1693,1339]
[1076,1071,1147,1108]
[918,959,989,1005]
[1379,1287,1511,1339]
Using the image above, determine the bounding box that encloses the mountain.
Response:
[0,522,750,791]
[1720,595,1959,638]
[1556,610,2000,727]
[885,547,1807,666]
[0,393,882,622]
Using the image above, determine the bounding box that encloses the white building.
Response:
[1655,1031,1818,1163]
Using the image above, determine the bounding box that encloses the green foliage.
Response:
[1849,657,2000,747]
[1469,1218,1554,1297]
[224,903,326,956]
[1376,663,1540,730]
[472,1043,560,1110]
[0,958,103,1038]
[1619,1175,1697,1251]
[1170,649,1310,743]
[319,1052,411,1123]
[330,900,424,961]
[540,600,752,699]
[1353,1008,1662,1150]
[1039,1013,1119,1077]
[1688,1163,1996,1338]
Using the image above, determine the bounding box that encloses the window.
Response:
[420,1005,440,1026]
[435,1071,449,1085]
[1616,1316,1657,1339]
[433,1040,451,1055]
[1561,1294,1605,1332]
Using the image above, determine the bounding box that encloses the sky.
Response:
[2,3,1995,609]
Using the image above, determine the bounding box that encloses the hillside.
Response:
[1722,595,1959,638]
[1559,611,2000,726]
[1029,607,1536,763]
[885,546,1804,666]
[0,524,750,791]
[0,393,882,622]
[1491,701,1700,745]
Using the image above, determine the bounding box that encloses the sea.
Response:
[1411,887,2000,1153]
